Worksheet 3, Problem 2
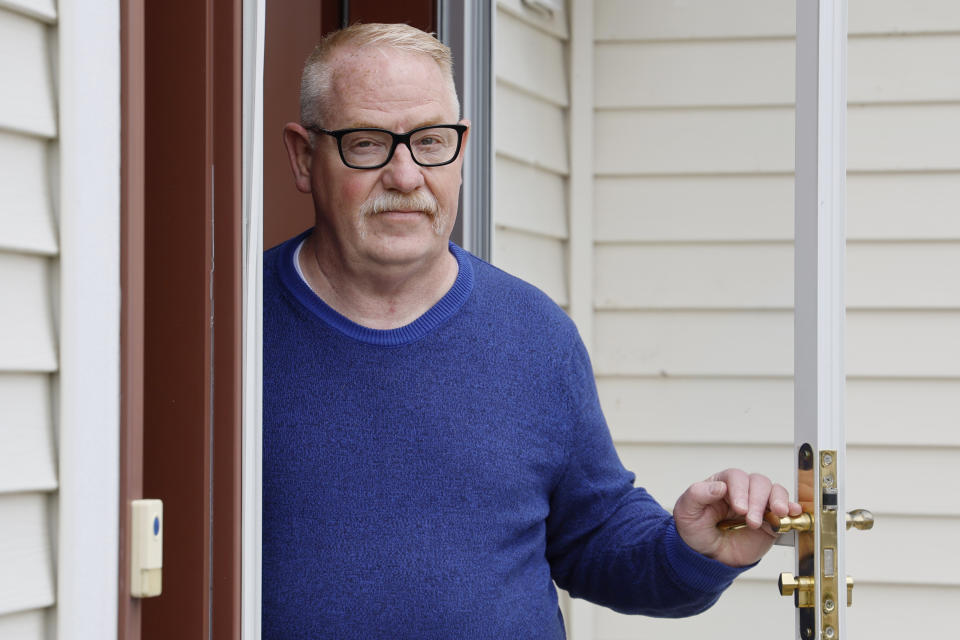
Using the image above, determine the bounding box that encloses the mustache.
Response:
[358,192,440,219]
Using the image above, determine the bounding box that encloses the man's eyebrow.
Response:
[343,118,451,132]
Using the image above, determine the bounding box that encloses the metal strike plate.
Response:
[820,450,840,640]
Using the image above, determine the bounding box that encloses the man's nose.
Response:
[380,142,426,192]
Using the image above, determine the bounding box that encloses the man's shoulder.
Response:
[461,249,578,338]
[263,229,312,294]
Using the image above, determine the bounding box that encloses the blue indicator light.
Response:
[153,516,160,536]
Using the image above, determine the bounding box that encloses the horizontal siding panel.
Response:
[596,0,960,41]
[494,155,567,238]
[596,311,960,377]
[595,35,960,108]
[0,252,56,371]
[0,0,54,22]
[595,582,960,639]
[849,0,960,34]
[847,378,960,446]
[0,374,55,493]
[0,492,54,616]
[849,243,960,308]
[595,0,794,41]
[616,443,958,516]
[596,105,958,177]
[596,40,793,108]
[849,173,960,240]
[850,35,960,103]
[850,105,960,171]
[596,242,958,310]
[0,131,57,255]
[595,244,792,309]
[601,377,960,447]
[600,377,792,444]
[0,609,46,639]
[595,173,959,243]
[595,108,794,176]
[493,227,567,306]
[594,311,792,377]
[0,8,56,137]
[495,82,568,175]
[496,0,568,40]
[848,311,960,377]
[495,9,567,107]
[595,175,793,242]
[846,515,960,585]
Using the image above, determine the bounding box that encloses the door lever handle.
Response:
[846,508,874,531]
[716,511,813,533]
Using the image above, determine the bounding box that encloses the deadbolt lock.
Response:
[779,572,816,608]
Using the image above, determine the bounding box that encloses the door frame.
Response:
[240,1,266,637]
[57,1,123,637]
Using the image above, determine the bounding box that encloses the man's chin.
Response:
[359,232,450,267]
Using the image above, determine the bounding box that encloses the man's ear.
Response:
[282,123,314,194]
[459,118,471,154]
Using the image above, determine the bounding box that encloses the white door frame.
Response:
[57,1,122,638]
[241,0,266,637]
[794,1,848,638]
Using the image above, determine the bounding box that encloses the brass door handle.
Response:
[846,508,874,531]
[719,509,871,534]
[716,511,813,534]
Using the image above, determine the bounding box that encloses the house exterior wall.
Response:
[493,0,571,307]
[0,1,59,636]
[1,1,122,637]
[495,1,959,638]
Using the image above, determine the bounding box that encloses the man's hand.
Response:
[673,468,802,567]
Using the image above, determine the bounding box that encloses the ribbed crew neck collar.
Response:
[277,230,474,346]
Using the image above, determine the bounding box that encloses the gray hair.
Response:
[300,23,460,130]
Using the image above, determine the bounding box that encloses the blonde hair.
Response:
[300,23,460,129]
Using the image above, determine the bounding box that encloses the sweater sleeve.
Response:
[544,337,748,616]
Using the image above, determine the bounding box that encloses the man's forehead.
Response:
[329,46,440,84]
[323,47,456,125]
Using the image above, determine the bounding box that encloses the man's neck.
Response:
[298,234,459,330]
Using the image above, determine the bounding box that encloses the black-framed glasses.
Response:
[306,124,468,169]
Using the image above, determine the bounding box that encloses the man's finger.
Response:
[680,480,727,512]
[768,483,791,516]
[714,468,749,515]
[747,473,773,527]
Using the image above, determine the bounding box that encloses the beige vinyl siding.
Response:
[590,1,960,639]
[493,2,570,306]
[0,1,58,635]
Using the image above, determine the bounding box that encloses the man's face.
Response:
[307,48,467,270]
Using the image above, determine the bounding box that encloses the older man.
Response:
[263,23,798,639]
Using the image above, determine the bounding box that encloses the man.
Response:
[263,23,799,638]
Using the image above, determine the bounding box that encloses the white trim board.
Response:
[56,0,122,638]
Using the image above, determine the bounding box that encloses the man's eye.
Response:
[346,138,386,153]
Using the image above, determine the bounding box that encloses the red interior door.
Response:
[120,0,241,638]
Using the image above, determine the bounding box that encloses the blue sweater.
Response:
[262,232,744,639]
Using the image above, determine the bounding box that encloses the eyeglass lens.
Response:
[340,127,460,168]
